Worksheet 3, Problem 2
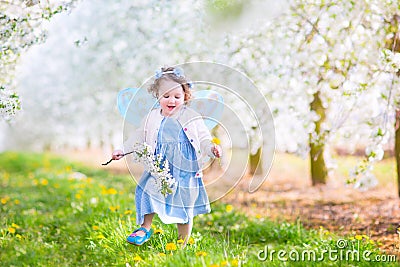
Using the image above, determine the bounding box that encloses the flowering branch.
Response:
[131,143,176,197]
[102,143,176,197]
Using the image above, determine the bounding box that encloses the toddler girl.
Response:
[112,66,221,246]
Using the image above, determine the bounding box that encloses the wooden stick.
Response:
[101,151,135,166]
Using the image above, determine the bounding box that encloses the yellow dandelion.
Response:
[8,227,16,234]
[133,255,142,261]
[109,205,120,212]
[355,235,363,240]
[207,221,213,226]
[1,198,7,205]
[14,199,20,205]
[11,223,20,229]
[92,225,99,231]
[255,214,262,219]
[97,234,105,239]
[196,251,207,257]
[40,179,48,186]
[165,243,177,251]
[15,234,22,239]
[154,229,164,234]
[75,194,82,199]
[158,252,166,257]
[231,259,239,266]
[209,264,219,267]
[225,204,233,212]
[188,237,195,245]
[212,137,221,145]
[177,239,184,244]
[124,210,133,215]
[102,244,112,250]
[220,261,228,266]
[33,179,38,186]
[107,188,118,195]
[65,166,72,172]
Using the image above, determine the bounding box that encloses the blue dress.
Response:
[135,117,211,225]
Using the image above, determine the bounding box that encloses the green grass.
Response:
[0,151,398,266]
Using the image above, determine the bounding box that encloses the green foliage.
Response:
[0,152,397,266]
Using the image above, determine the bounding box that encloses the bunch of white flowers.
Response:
[131,142,176,197]
[381,49,400,73]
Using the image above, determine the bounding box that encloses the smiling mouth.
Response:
[167,105,175,110]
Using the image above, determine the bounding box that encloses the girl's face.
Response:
[158,79,185,117]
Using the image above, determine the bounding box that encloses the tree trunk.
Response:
[249,146,263,175]
[388,15,400,197]
[309,91,328,185]
[395,109,400,198]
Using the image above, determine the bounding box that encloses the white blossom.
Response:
[130,142,176,197]
[0,0,77,120]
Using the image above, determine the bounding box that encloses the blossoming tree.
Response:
[384,13,400,197]
[2,0,213,150]
[6,0,400,195]
[0,0,76,120]
[227,0,400,189]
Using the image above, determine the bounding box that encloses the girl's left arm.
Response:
[197,119,217,158]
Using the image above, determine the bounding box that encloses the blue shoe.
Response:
[126,227,153,246]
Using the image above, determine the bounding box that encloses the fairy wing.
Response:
[117,87,158,127]
[190,90,224,130]
[117,88,223,130]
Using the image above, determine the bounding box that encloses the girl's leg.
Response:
[177,218,193,246]
[135,213,155,237]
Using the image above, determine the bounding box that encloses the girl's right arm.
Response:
[110,113,148,160]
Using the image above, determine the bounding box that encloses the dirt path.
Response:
[219,174,400,257]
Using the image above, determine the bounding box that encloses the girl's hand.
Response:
[112,149,124,160]
[212,145,222,158]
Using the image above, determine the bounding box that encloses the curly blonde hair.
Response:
[148,67,192,102]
